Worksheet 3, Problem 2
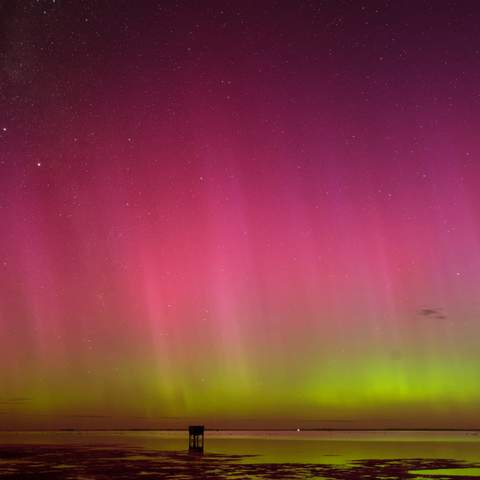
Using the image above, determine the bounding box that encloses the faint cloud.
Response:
[0,397,31,406]
[67,415,111,419]
[417,307,447,320]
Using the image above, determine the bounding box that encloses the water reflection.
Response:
[0,444,479,479]
[0,432,480,479]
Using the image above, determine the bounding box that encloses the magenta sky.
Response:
[1,1,480,429]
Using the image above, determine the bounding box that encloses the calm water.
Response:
[0,430,479,478]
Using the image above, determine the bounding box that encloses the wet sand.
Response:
[0,431,479,479]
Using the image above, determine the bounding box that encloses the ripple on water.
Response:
[410,467,480,477]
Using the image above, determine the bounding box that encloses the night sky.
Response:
[1,0,480,430]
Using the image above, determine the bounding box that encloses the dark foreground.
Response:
[0,445,480,479]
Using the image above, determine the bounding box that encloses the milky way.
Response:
[1,1,480,429]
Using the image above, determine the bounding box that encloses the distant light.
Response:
[296,428,301,432]
[36,162,42,167]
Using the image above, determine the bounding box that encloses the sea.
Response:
[0,430,479,478]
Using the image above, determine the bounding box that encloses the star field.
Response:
[1,0,480,429]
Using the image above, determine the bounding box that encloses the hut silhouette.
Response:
[188,425,204,453]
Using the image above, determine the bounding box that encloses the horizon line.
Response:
[0,428,479,432]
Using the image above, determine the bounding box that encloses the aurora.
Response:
[0,1,479,431]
